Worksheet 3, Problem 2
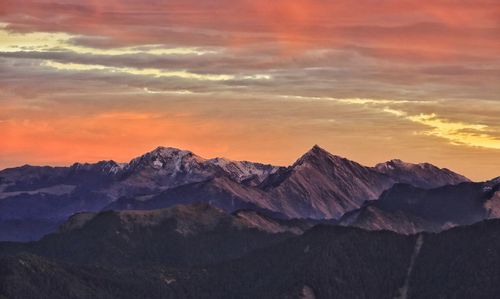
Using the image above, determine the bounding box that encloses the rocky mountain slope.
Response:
[0,145,471,241]
[0,147,280,241]
[339,178,500,234]
[374,159,470,189]
[107,148,377,218]
[107,145,470,220]
[258,145,395,218]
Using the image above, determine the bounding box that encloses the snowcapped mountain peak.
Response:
[126,146,206,171]
[70,160,125,175]
[207,157,280,184]
[100,161,127,174]
[149,146,199,160]
[376,159,415,171]
[377,159,450,172]
[112,146,281,194]
[374,159,470,188]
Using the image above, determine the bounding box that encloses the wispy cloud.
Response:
[379,107,500,150]
[326,96,500,150]
[337,98,414,105]
[0,26,214,56]
[42,61,237,81]
[407,113,500,150]
[279,95,432,105]
[143,88,194,95]
[382,107,408,117]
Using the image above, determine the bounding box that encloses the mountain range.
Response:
[0,204,299,268]
[0,143,499,299]
[0,145,473,241]
[2,205,500,298]
[340,178,500,234]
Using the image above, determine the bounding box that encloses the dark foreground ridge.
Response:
[2,204,500,298]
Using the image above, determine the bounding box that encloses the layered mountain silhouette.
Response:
[104,145,470,219]
[340,177,500,234]
[0,203,299,268]
[3,215,500,298]
[0,145,474,241]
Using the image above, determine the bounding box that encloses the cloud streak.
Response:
[0,0,499,180]
[378,106,500,150]
[42,60,237,81]
[407,113,500,150]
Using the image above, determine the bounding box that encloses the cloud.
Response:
[143,88,194,95]
[380,108,500,150]
[42,60,237,81]
[0,0,499,180]
[338,98,416,105]
[407,113,500,150]
[2,1,499,58]
[0,25,214,56]
[383,108,407,117]
[329,96,500,150]
[279,95,432,105]
[1,18,500,103]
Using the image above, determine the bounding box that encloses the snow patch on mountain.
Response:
[208,157,280,184]
[374,159,470,189]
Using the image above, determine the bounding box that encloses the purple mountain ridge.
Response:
[0,145,474,241]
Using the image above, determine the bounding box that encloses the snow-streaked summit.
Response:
[374,159,470,189]
[126,146,280,182]
[114,146,281,195]
[208,157,280,185]
[0,144,487,242]
[126,146,205,171]
[70,160,126,175]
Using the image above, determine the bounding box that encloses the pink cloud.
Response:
[1,0,498,60]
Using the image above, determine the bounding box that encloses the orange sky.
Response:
[0,0,499,181]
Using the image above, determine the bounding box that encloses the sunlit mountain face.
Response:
[1,0,499,181]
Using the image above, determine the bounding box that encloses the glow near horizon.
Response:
[0,1,499,181]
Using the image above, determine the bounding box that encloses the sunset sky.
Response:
[0,0,499,181]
